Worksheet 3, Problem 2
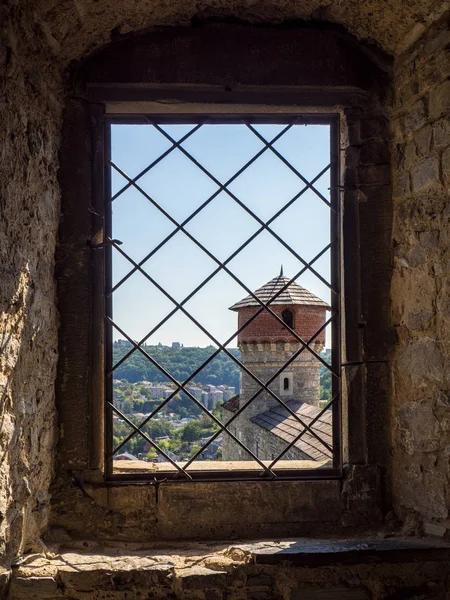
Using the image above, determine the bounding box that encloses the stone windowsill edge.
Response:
[10,537,450,571]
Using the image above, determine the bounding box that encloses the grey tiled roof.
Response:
[229,275,329,311]
[250,400,332,461]
[222,395,240,412]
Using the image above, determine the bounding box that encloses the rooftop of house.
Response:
[251,400,332,462]
[221,395,240,413]
[251,400,333,460]
[223,395,332,462]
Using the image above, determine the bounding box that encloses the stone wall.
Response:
[222,408,319,462]
[0,3,63,563]
[391,15,450,528]
[0,0,448,572]
[240,342,323,413]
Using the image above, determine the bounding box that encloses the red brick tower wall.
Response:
[236,304,327,346]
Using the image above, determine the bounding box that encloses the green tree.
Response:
[181,421,202,442]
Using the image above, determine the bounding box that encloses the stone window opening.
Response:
[280,372,294,396]
[54,21,396,540]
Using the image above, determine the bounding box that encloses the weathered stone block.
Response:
[442,146,450,187]
[105,485,157,514]
[414,124,433,156]
[359,118,387,141]
[247,575,273,587]
[405,99,428,133]
[394,172,410,196]
[180,566,229,589]
[9,575,61,599]
[407,311,432,331]
[424,521,447,537]
[341,466,383,528]
[359,141,390,165]
[347,121,361,146]
[404,140,418,168]
[411,157,440,191]
[158,480,342,539]
[407,242,426,267]
[396,400,441,455]
[432,118,450,148]
[419,230,440,248]
[359,165,391,185]
[290,585,370,599]
[397,79,420,107]
[429,79,450,120]
[394,339,445,390]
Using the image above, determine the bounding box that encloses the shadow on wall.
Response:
[0,264,56,563]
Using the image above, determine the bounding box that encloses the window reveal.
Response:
[104,115,341,481]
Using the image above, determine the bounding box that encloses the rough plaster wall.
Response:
[391,16,450,527]
[0,4,62,563]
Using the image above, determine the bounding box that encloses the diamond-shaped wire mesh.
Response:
[105,117,341,480]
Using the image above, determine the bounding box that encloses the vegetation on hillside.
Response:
[113,406,222,460]
[113,341,332,399]
[113,341,241,390]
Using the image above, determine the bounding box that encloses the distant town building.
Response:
[200,434,222,460]
[147,384,173,399]
[184,386,203,401]
[217,385,236,401]
[115,452,137,461]
[155,449,178,463]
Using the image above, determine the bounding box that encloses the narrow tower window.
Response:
[283,377,289,390]
[282,309,294,328]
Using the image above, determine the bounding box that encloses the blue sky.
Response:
[110,122,331,348]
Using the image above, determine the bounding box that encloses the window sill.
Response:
[9,537,450,599]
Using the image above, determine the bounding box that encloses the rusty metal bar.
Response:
[103,119,113,479]
[89,103,106,472]
[329,116,342,472]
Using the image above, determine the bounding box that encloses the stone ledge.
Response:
[7,537,450,599]
[244,537,450,566]
[113,458,328,473]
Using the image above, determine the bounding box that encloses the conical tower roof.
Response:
[229,271,330,311]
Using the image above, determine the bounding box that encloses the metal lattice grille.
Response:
[103,115,341,481]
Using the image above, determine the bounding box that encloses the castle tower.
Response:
[222,269,330,462]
